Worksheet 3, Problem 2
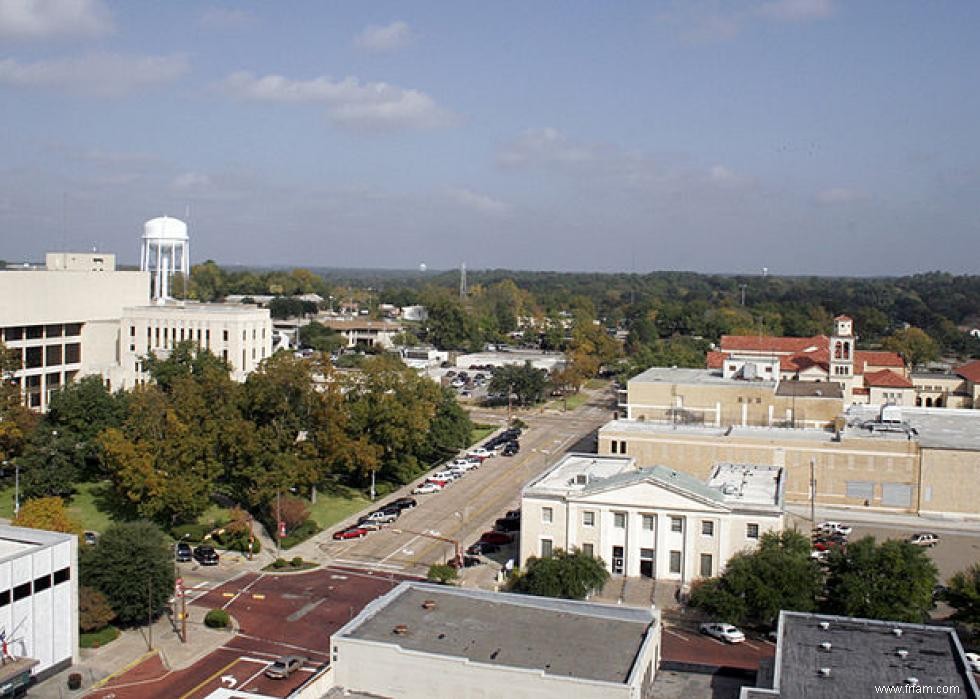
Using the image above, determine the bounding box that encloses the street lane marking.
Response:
[178,657,241,699]
[664,628,691,642]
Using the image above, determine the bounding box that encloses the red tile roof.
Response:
[863,369,914,389]
[854,350,905,369]
[956,359,980,384]
[834,314,853,321]
[720,335,828,354]
[706,350,726,370]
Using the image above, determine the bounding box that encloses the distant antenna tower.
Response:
[762,266,769,277]
[459,262,467,298]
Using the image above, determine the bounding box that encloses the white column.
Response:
[741,402,748,426]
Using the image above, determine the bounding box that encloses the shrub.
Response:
[280,519,320,549]
[278,495,310,531]
[272,558,287,569]
[79,586,115,632]
[427,564,458,585]
[170,523,212,542]
[291,556,304,567]
[204,609,230,629]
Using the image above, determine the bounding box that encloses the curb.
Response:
[88,649,159,690]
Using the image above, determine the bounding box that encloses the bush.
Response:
[272,558,288,569]
[170,523,212,542]
[291,556,304,567]
[79,586,115,632]
[427,564,459,585]
[204,609,230,629]
[278,495,310,531]
[280,519,320,549]
[212,528,261,554]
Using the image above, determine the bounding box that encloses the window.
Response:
[0,590,9,607]
[669,551,682,574]
[702,520,714,536]
[26,325,43,339]
[45,344,62,366]
[33,575,51,593]
[25,346,42,368]
[642,514,654,531]
[746,523,760,539]
[541,506,553,524]
[223,330,229,342]
[45,324,63,338]
[613,512,626,528]
[581,543,594,557]
[583,511,595,527]
[64,343,81,364]
[53,567,70,585]
[64,323,82,336]
[130,325,136,337]
[670,516,683,533]
[540,539,553,558]
[13,582,30,601]
[619,440,626,454]
[4,327,23,342]
[610,440,617,454]
[700,553,713,577]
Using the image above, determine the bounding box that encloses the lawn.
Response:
[470,423,497,445]
[0,481,115,532]
[586,378,610,390]
[79,625,119,649]
[306,485,372,530]
[547,392,590,411]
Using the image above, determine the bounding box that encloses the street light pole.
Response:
[13,462,19,517]
[810,458,817,526]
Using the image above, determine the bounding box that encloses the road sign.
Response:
[278,521,286,539]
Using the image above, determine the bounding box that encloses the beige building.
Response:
[599,407,980,517]
[520,454,784,584]
[331,581,662,699]
[318,317,403,349]
[911,361,980,409]
[119,303,273,387]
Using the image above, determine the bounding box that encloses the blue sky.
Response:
[1,0,978,274]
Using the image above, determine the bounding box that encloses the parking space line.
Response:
[221,573,265,611]
[664,628,690,642]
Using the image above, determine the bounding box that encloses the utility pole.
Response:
[147,578,153,651]
[809,458,817,526]
[276,489,282,559]
[740,284,747,306]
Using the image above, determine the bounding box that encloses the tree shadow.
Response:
[89,481,140,523]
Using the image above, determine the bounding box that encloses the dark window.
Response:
[25,346,42,368]
[45,344,62,366]
[747,523,760,539]
[4,327,23,342]
[65,343,81,364]
[0,590,9,607]
[45,324,63,338]
[13,582,31,601]
[223,330,228,342]
[64,323,82,336]
[53,567,70,585]
[700,553,713,577]
[26,325,43,339]
[130,325,136,337]
[33,575,51,593]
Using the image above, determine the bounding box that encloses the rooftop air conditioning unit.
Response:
[893,628,903,637]
[896,650,909,659]
[819,622,830,630]
[820,642,832,651]
[576,474,588,485]
[818,668,831,678]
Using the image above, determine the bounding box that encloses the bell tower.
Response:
[830,315,855,394]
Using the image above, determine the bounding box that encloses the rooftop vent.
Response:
[392,624,409,635]
[896,649,909,659]
[906,678,919,686]
[818,668,832,678]
[892,628,903,637]
[819,622,831,631]
[820,642,832,651]
[421,600,437,610]
[575,474,588,485]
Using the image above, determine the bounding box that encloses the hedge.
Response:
[279,519,320,550]
[204,609,230,629]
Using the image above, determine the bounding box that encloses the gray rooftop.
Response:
[750,611,980,698]
[774,381,843,398]
[580,465,728,506]
[0,525,74,564]
[337,582,656,685]
[846,405,980,451]
[629,366,776,387]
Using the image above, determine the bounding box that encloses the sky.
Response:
[1,0,979,275]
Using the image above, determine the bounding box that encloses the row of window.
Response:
[9,343,82,369]
[3,324,82,342]
[538,540,715,577]
[609,440,627,454]
[543,506,760,539]
[0,567,71,607]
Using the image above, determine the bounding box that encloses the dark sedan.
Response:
[175,542,192,562]
[193,545,219,566]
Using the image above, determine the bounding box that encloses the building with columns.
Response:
[519,454,784,585]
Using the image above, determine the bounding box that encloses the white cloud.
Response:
[447,188,509,216]
[816,187,869,205]
[199,7,256,29]
[707,164,754,189]
[222,71,454,131]
[0,53,188,96]
[172,172,212,191]
[756,0,834,22]
[0,0,112,39]
[497,128,601,167]
[354,20,414,52]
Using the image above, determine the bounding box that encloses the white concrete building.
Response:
[118,303,273,386]
[455,349,566,372]
[520,454,785,585]
[0,254,149,410]
[0,525,78,682]
[330,581,661,699]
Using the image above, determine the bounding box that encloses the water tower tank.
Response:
[140,216,190,302]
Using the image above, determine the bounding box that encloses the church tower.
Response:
[830,315,855,395]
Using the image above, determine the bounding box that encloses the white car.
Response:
[452,457,481,468]
[699,623,746,644]
[907,532,940,547]
[467,447,494,460]
[816,521,853,536]
[413,482,442,495]
[430,470,460,482]
[449,461,479,473]
[966,652,980,674]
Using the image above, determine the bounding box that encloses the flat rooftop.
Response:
[526,453,637,494]
[629,366,777,388]
[123,302,268,315]
[846,405,980,451]
[338,582,656,685]
[774,381,843,399]
[0,525,74,564]
[756,612,980,698]
[707,463,784,508]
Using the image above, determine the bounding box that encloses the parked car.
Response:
[175,542,192,562]
[467,447,494,459]
[810,549,830,562]
[452,457,481,467]
[430,470,460,482]
[480,531,513,545]
[265,655,307,679]
[815,521,853,536]
[812,539,844,552]
[333,527,369,540]
[413,482,442,495]
[503,508,521,520]
[83,531,99,546]
[426,478,451,489]
[467,541,499,556]
[449,461,478,473]
[364,510,398,524]
[699,623,746,643]
[355,519,384,531]
[502,442,520,457]
[907,532,940,547]
[193,545,219,566]
[390,497,418,510]
[965,652,980,674]
[495,517,521,532]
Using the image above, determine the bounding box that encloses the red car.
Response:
[333,527,369,540]
[812,539,843,552]
[480,531,513,545]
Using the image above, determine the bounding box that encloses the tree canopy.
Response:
[509,548,610,600]
[945,563,980,625]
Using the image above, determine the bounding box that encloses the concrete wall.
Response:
[918,447,980,518]
[331,638,647,699]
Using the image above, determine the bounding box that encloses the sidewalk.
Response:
[785,503,980,533]
[32,610,235,698]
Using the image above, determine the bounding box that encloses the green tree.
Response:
[11,496,83,536]
[882,327,940,368]
[0,341,38,463]
[79,586,115,632]
[942,563,980,625]
[823,536,938,623]
[689,530,822,627]
[298,321,344,353]
[80,521,175,626]
[509,549,610,600]
[427,564,459,585]
[17,429,81,500]
[488,362,548,406]
[188,260,226,302]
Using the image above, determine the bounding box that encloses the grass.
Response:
[547,392,590,412]
[585,378,610,390]
[79,625,119,649]
[306,485,372,531]
[0,481,115,532]
[470,423,497,445]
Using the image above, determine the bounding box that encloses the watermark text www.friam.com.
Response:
[874,685,961,695]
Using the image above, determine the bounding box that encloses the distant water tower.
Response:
[140,216,189,302]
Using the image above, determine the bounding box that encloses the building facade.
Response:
[0,526,78,682]
[520,454,784,584]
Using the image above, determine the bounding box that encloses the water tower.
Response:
[140,216,189,302]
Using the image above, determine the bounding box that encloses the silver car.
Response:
[265,655,306,679]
